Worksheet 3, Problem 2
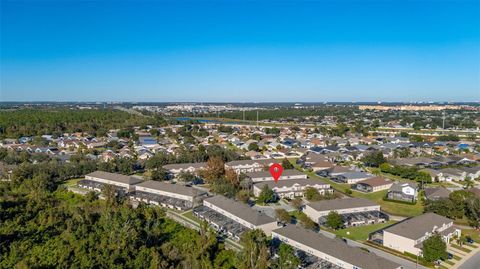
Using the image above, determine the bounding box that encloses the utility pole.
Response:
[243,108,245,121]
[256,110,259,126]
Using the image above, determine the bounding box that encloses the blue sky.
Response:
[1,0,479,102]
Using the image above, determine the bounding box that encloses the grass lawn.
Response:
[64,178,83,187]
[334,221,397,241]
[444,260,455,266]
[462,229,480,243]
[452,255,462,261]
[351,189,424,217]
[424,182,458,188]
[182,210,199,223]
[451,244,472,253]
[367,168,410,183]
[453,216,471,226]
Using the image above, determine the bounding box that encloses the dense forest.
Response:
[0,169,296,269]
[0,108,165,138]
[0,180,236,268]
[196,107,359,122]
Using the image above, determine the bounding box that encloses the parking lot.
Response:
[193,206,249,241]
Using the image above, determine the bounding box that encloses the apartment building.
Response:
[80,171,142,193]
[246,169,307,182]
[163,162,207,177]
[198,195,279,236]
[253,178,332,198]
[130,180,206,210]
[272,225,401,269]
[382,213,460,256]
[225,159,281,173]
[304,198,387,227]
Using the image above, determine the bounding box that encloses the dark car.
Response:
[466,237,475,244]
[447,253,453,260]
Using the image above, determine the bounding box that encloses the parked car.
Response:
[466,237,475,244]
[447,253,453,260]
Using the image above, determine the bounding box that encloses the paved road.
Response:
[318,230,426,269]
[457,248,480,269]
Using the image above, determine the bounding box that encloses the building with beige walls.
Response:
[382,213,460,256]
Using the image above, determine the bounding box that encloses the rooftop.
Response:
[273,225,400,269]
[86,171,143,185]
[356,176,392,187]
[246,169,306,178]
[204,195,276,226]
[306,197,379,212]
[254,178,329,189]
[225,159,281,166]
[163,162,207,170]
[383,213,453,240]
[136,180,205,197]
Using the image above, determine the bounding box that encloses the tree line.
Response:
[0,108,164,138]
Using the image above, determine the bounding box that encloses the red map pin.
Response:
[269,163,284,182]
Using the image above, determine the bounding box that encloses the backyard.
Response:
[334,220,397,241]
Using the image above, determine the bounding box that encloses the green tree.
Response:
[178,171,196,183]
[275,209,292,223]
[424,198,461,219]
[236,189,251,203]
[304,187,321,201]
[422,234,447,262]
[201,157,225,183]
[297,212,317,230]
[149,168,169,181]
[214,249,238,269]
[281,158,294,169]
[274,243,300,269]
[240,230,270,269]
[326,211,343,230]
[465,197,480,228]
[290,197,303,210]
[361,151,386,167]
[248,142,260,152]
[257,185,276,204]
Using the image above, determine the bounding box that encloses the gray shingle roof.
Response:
[384,213,453,240]
[86,171,142,185]
[246,169,306,179]
[424,187,451,200]
[163,162,207,170]
[273,225,400,269]
[253,178,329,190]
[356,176,392,187]
[225,159,281,166]
[388,182,418,192]
[136,180,205,197]
[306,197,378,212]
[204,195,275,226]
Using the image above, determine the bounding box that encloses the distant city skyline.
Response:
[1,0,479,102]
